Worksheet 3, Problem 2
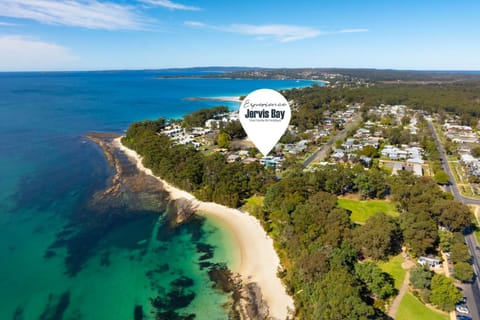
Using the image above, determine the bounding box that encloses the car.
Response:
[456,304,469,314]
[459,296,467,304]
[456,315,472,320]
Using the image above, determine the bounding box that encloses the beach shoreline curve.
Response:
[113,137,294,320]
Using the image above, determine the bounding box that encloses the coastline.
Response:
[113,137,294,320]
[184,95,242,102]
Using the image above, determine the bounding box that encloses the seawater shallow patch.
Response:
[0,186,238,320]
[0,138,239,320]
[0,71,315,319]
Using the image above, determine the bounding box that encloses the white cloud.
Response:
[0,21,16,26]
[339,28,369,33]
[184,20,205,27]
[0,0,146,30]
[185,21,368,42]
[141,0,200,11]
[229,24,321,42]
[0,35,76,71]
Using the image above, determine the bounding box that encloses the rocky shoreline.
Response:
[86,132,273,320]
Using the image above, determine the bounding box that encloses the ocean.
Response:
[0,70,314,320]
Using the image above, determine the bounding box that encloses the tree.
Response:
[183,106,229,127]
[471,145,480,158]
[400,211,438,256]
[123,116,273,209]
[430,274,462,311]
[311,268,375,320]
[216,132,231,149]
[354,168,389,199]
[438,231,455,252]
[453,262,474,283]
[354,262,396,299]
[450,242,471,264]
[436,201,471,232]
[359,145,377,158]
[410,265,433,290]
[443,139,456,155]
[221,120,246,139]
[401,115,411,126]
[280,130,298,144]
[292,192,351,248]
[329,242,358,271]
[335,139,344,148]
[409,265,434,303]
[353,213,399,260]
[434,170,450,185]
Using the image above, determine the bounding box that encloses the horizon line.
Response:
[1,66,480,73]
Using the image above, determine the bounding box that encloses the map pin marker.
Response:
[239,89,291,157]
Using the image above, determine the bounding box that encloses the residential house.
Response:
[418,256,442,268]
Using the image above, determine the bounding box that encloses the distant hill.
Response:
[154,66,262,74]
[198,68,480,82]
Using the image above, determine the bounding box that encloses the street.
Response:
[428,119,480,320]
[303,114,362,167]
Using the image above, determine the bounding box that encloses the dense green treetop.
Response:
[429,274,462,311]
[122,117,273,208]
[121,91,476,318]
[183,106,229,128]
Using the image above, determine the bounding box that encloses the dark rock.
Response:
[244,283,269,320]
[134,305,144,320]
[165,198,195,227]
[170,276,194,288]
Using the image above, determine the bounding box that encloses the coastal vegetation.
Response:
[122,119,274,208]
[183,106,229,128]
[259,168,470,318]
[122,115,472,319]
[122,74,479,318]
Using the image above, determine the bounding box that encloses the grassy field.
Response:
[396,292,448,320]
[241,195,264,213]
[378,254,406,290]
[472,214,480,244]
[474,227,480,244]
[379,254,448,320]
[449,161,463,184]
[337,198,399,223]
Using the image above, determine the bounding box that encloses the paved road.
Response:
[427,120,480,205]
[303,115,362,167]
[302,132,342,167]
[428,119,480,320]
[464,233,480,320]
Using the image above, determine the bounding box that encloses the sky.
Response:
[0,0,479,71]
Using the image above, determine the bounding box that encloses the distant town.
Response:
[123,70,480,320]
[158,100,480,200]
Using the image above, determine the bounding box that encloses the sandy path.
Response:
[113,137,294,320]
[388,259,414,318]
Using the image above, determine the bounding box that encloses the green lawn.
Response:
[475,229,480,244]
[472,218,480,244]
[337,198,399,223]
[378,254,406,290]
[241,195,264,213]
[379,255,448,320]
[449,161,462,184]
[396,292,448,320]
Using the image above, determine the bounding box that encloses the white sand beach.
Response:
[113,137,293,320]
[213,95,242,102]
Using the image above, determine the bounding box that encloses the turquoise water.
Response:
[0,71,315,319]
